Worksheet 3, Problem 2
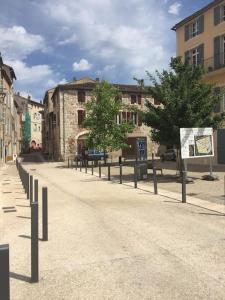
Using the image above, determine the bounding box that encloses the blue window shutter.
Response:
[197,44,204,66]
[198,15,204,34]
[214,6,221,26]
[214,36,221,70]
[184,24,189,41]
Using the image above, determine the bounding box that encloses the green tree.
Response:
[136,57,224,157]
[22,112,31,152]
[83,81,135,162]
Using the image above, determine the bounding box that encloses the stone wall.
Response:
[52,88,155,161]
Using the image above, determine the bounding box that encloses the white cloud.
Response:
[6,60,53,84]
[59,78,68,84]
[6,59,57,99]
[0,25,46,60]
[73,59,92,71]
[168,2,182,15]
[58,33,78,45]
[42,0,176,79]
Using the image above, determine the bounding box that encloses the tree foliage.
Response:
[83,81,135,152]
[22,112,31,151]
[137,57,224,148]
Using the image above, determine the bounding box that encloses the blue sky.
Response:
[0,0,210,100]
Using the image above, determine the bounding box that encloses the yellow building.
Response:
[172,0,225,164]
[172,0,225,88]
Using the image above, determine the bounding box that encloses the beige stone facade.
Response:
[28,98,43,149]
[45,78,155,161]
[0,57,17,162]
[43,88,55,157]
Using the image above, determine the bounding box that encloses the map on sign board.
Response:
[180,128,214,159]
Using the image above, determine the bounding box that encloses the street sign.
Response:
[180,128,214,159]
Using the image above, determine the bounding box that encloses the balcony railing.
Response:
[204,53,225,73]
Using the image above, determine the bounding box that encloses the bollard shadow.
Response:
[18,234,42,241]
[16,204,30,208]
[10,272,30,283]
[198,212,225,217]
[17,216,31,219]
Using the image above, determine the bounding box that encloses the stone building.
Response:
[14,93,44,151]
[44,77,156,161]
[13,93,28,154]
[27,97,44,149]
[42,87,55,158]
[0,54,17,162]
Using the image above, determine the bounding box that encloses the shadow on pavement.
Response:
[18,234,42,241]
[10,272,30,283]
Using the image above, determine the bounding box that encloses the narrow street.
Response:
[1,154,225,299]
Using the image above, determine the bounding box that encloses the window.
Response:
[191,20,199,37]
[78,110,85,126]
[192,48,199,66]
[131,94,142,105]
[34,124,37,132]
[116,113,122,124]
[131,95,136,104]
[34,113,37,119]
[214,5,225,25]
[131,112,137,125]
[185,15,204,41]
[38,126,41,132]
[185,44,204,67]
[214,35,225,69]
[78,90,85,103]
[154,99,161,106]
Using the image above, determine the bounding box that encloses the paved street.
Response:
[1,157,225,299]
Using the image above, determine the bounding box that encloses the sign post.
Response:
[180,127,215,203]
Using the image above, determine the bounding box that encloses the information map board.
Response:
[180,128,214,159]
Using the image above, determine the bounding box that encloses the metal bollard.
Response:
[31,202,39,283]
[80,160,82,172]
[91,160,94,175]
[75,158,77,170]
[99,162,101,178]
[108,165,110,181]
[30,175,33,206]
[42,187,48,241]
[27,172,30,200]
[134,164,137,188]
[182,170,187,203]
[68,158,69,168]
[120,164,122,184]
[85,161,87,173]
[0,244,10,300]
[153,166,158,195]
[34,180,38,203]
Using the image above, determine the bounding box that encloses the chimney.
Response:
[28,95,31,100]
[40,100,42,104]
[17,92,20,96]
[96,78,99,82]
[73,77,76,82]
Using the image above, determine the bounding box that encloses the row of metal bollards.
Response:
[0,159,49,300]
[70,158,158,195]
